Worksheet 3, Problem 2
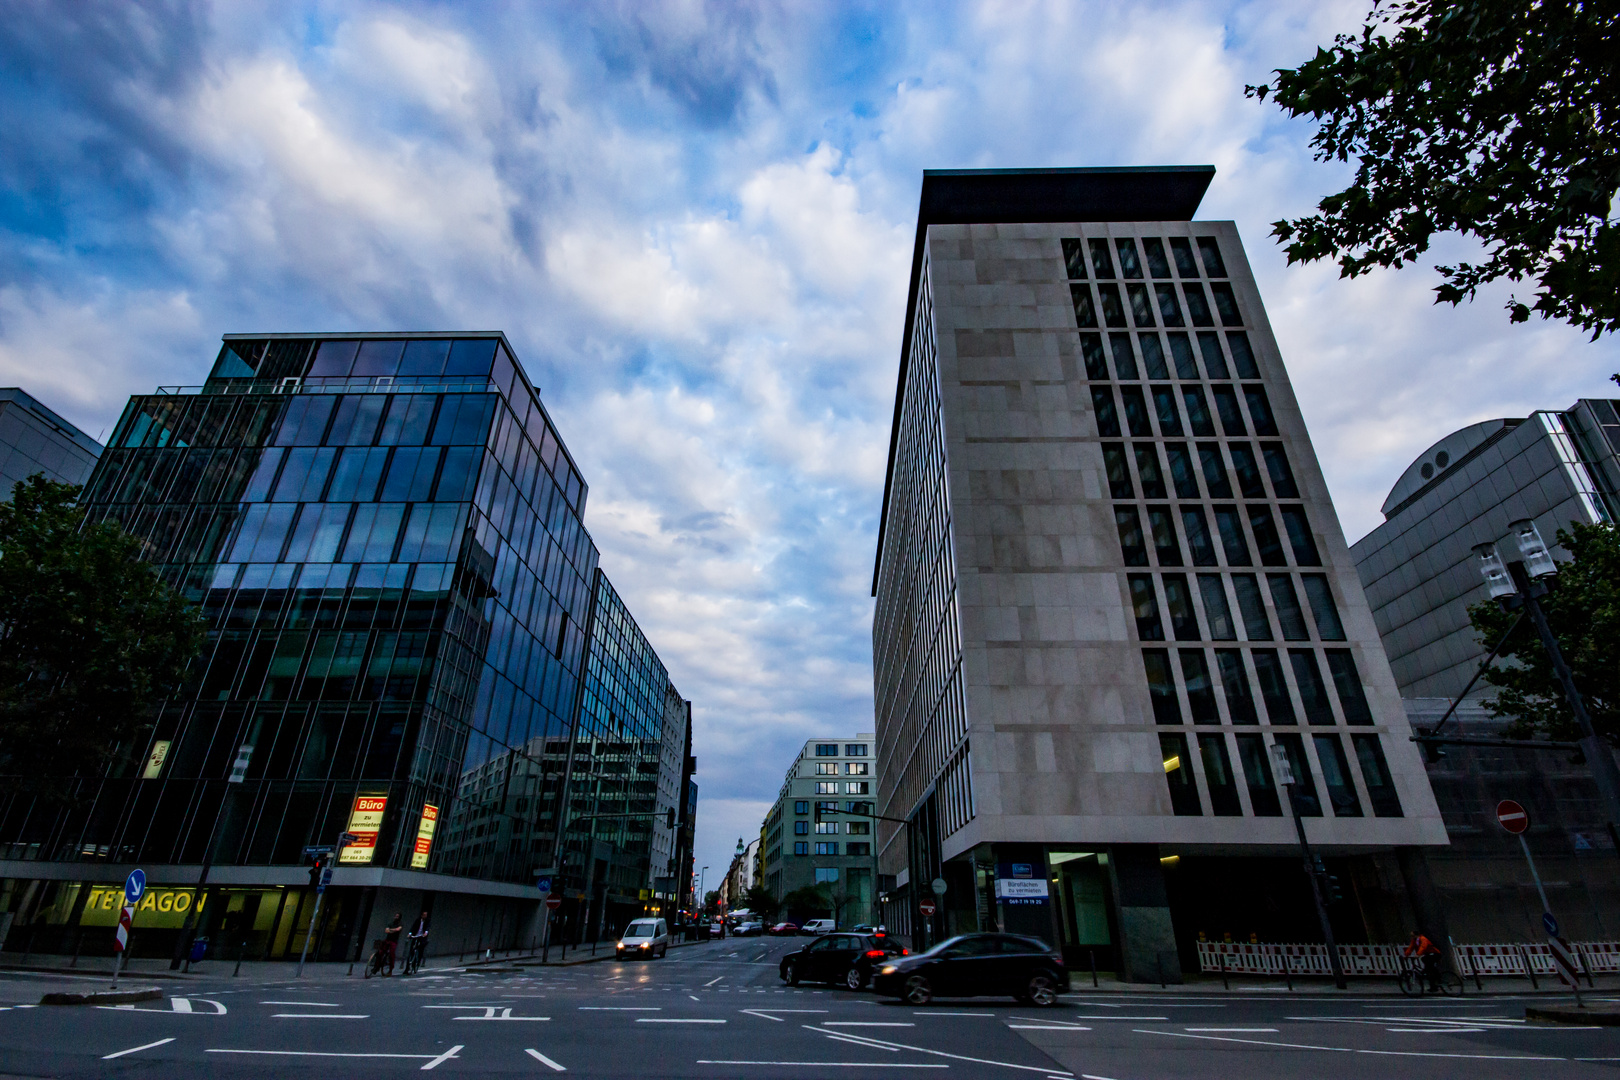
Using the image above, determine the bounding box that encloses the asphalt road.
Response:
[0,937,1614,1079]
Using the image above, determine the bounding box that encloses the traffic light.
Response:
[1421,739,1446,765]
[665,808,676,830]
[308,857,323,889]
[1324,872,1344,905]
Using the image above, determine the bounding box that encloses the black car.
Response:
[779,932,909,990]
[870,933,1068,1005]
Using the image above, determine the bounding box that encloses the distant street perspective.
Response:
[2,936,1617,1079]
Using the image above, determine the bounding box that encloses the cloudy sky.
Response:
[4,1,1616,887]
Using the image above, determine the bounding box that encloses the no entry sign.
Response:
[546,896,563,911]
[1496,800,1529,835]
[918,900,936,916]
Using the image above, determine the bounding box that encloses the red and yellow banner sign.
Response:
[410,804,439,869]
[340,794,388,864]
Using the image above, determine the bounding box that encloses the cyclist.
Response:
[1404,930,1442,992]
[383,912,404,976]
[406,910,430,973]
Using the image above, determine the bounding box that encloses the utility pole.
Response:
[1270,744,1346,990]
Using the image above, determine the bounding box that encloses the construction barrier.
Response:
[1197,940,1620,979]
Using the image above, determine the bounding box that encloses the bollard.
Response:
[1518,944,1538,990]
[234,939,246,978]
[1220,951,1229,991]
[1157,955,1165,990]
[1284,952,1293,992]
[1089,948,1098,989]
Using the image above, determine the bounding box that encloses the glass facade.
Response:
[0,333,693,958]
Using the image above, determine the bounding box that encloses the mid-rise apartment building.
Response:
[871,168,1446,980]
[760,735,878,927]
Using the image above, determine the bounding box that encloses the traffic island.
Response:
[1526,1004,1620,1026]
[40,988,163,1006]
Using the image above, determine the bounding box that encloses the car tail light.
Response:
[865,950,885,959]
[900,948,910,955]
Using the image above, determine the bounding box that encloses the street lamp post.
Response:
[1473,522,1620,850]
[1270,744,1347,990]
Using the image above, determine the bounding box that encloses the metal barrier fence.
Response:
[1197,940,1620,979]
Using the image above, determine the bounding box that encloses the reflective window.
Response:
[1128,574,1164,640]
[1314,734,1363,816]
[1289,650,1335,725]
[1088,238,1116,278]
[353,339,404,377]
[1268,574,1310,640]
[1160,732,1201,814]
[1196,237,1228,277]
[1352,735,1404,816]
[1215,649,1256,723]
[1115,238,1143,278]
[1197,332,1230,379]
[1197,574,1235,638]
[1110,334,1139,380]
[1235,734,1282,815]
[1199,734,1242,815]
[1302,575,1345,640]
[1142,237,1172,278]
[1145,651,1182,724]
[1061,238,1087,279]
[1168,237,1198,277]
[1326,650,1373,724]
[1071,284,1099,328]
[1081,334,1108,379]
[1139,334,1169,379]
[1251,649,1295,724]
[1181,649,1218,721]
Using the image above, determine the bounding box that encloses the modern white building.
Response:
[759,735,878,927]
[870,168,1447,980]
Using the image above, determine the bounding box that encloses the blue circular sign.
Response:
[536,876,553,896]
[124,869,146,905]
[1543,911,1559,938]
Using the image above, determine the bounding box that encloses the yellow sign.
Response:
[81,885,206,928]
[142,740,171,780]
[410,804,439,869]
[340,794,388,864]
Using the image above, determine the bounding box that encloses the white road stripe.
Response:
[1009,1025,1093,1031]
[422,1044,465,1070]
[1134,1029,1564,1061]
[1185,1027,1279,1033]
[261,1001,342,1006]
[638,1018,726,1023]
[705,976,726,986]
[823,1022,915,1027]
[525,1048,566,1071]
[102,1037,176,1060]
[808,1026,1074,1075]
[579,1007,660,1010]
[273,1013,369,1019]
[698,1062,944,1069]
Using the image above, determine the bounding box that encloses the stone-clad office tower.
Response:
[871,168,1446,980]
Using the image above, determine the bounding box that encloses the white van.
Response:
[616,918,670,960]
[800,919,836,935]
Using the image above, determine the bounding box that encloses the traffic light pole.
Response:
[1506,562,1620,853]
[1283,782,1346,990]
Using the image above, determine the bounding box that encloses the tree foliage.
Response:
[1249,0,1620,338]
[743,885,780,921]
[780,885,832,921]
[0,476,205,796]
[1468,521,1620,744]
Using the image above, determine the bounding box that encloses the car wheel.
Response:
[904,975,932,1005]
[783,961,800,986]
[844,966,867,991]
[1024,973,1058,1007]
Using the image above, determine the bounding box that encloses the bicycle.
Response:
[404,935,427,976]
[363,938,392,979]
[1397,954,1463,996]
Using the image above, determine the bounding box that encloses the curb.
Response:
[1526,1005,1620,1026]
[40,988,163,1006]
[0,964,191,981]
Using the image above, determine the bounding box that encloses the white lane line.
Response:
[698,1062,945,1069]
[1012,1014,1163,1024]
[1185,1027,1279,1033]
[1009,1025,1093,1031]
[1133,1029,1564,1061]
[1387,1027,1487,1033]
[422,1044,465,1070]
[102,1037,176,1060]
[823,1022,916,1027]
[914,1011,995,1016]
[638,1018,726,1023]
[261,1001,342,1006]
[807,1026,1074,1075]
[705,976,726,986]
[579,1006,660,1011]
[689,995,700,1001]
[525,1048,566,1071]
[744,1009,785,1022]
[273,1013,370,1019]
[208,1049,442,1061]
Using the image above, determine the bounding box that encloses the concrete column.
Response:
[1107,845,1181,984]
[1395,846,1451,945]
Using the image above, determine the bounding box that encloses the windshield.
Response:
[623,923,655,938]
[921,934,972,957]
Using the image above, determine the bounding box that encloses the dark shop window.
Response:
[1160,732,1202,815]
[1199,734,1243,815]
[1180,649,1219,721]
[1104,444,1134,499]
[1326,650,1374,724]
[1130,576,1165,642]
[1116,507,1149,567]
[1235,734,1283,816]
[1251,650,1297,724]
[1144,649,1182,723]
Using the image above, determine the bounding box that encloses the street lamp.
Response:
[1473,521,1620,849]
[1270,742,1347,990]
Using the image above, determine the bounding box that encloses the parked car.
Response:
[769,921,800,936]
[871,933,1068,1005]
[709,920,725,936]
[800,918,836,935]
[780,932,909,990]
[732,921,764,936]
[615,918,670,960]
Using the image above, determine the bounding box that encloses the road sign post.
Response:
[111,870,145,989]
[1271,743,1347,989]
[1497,800,1582,1003]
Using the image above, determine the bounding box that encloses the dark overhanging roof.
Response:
[872,166,1216,596]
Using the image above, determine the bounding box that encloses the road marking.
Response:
[806,1026,1074,1075]
[824,1022,916,1027]
[273,1013,370,1019]
[1009,1025,1093,1031]
[1387,1027,1487,1033]
[705,976,726,986]
[698,1062,945,1069]
[689,995,700,1001]
[1134,1029,1564,1061]
[1012,1014,1162,1024]
[579,1006,660,1010]
[422,1045,465,1070]
[261,1001,342,1006]
[102,1037,176,1060]
[638,1018,726,1023]
[1185,1027,1279,1033]
[914,1011,995,1016]
[525,1048,566,1071]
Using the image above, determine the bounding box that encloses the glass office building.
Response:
[871,170,1447,981]
[0,333,691,962]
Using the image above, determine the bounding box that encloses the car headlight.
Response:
[879,965,898,975]
[639,942,651,949]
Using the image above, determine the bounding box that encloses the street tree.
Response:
[0,475,205,798]
[781,885,832,922]
[1468,521,1619,744]
[1248,0,1620,338]
[743,885,780,922]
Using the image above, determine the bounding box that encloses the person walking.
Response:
[383,912,404,976]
